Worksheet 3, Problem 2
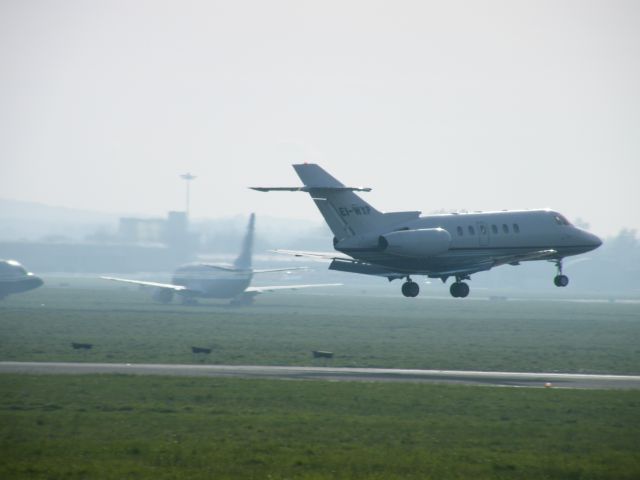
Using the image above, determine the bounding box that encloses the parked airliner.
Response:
[0,260,44,299]
[252,164,602,298]
[102,213,339,305]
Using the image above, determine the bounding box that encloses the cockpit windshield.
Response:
[552,212,571,226]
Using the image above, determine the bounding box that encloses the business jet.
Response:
[102,213,339,305]
[0,260,44,299]
[251,164,602,298]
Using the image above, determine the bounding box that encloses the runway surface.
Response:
[2,361,640,389]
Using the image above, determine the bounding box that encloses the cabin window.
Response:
[468,226,475,235]
[457,226,463,236]
[502,224,509,234]
[491,224,498,234]
[513,224,520,233]
[479,224,487,234]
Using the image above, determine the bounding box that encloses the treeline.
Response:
[572,229,640,294]
[477,229,640,295]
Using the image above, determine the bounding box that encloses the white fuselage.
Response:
[337,209,602,277]
[172,264,253,298]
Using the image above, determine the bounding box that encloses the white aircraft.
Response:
[0,260,44,299]
[252,164,603,298]
[102,213,340,305]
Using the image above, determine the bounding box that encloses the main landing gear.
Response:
[399,275,471,298]
[449,275,470,298]
[553,259,569,287]
[401,278,420,298]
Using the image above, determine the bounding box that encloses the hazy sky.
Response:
[1,0,638,237]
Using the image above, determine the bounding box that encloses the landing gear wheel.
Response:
[450,282,470,298]
[401,280,420,298]
[449,274,472,298]
[554,275,569,287]
[230,296,254,306]
[449,282,469,298]
[553,259,569,287]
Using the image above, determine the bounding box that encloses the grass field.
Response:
[1,282,639,373]
[2,282,640,478]
[1,374,639,479]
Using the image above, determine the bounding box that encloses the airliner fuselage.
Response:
[172,264,252,298]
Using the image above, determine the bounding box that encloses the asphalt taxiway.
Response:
[1,361,639,389]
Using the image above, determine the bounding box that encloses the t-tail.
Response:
[251,164,420,240]
[234,213,255,269]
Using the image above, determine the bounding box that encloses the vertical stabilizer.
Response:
[251,164,421,239]
[292,164,384,238]
[234,213,255,269]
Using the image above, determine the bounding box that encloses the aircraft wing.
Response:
[492,249,559,267]
[244,283,342,294]
[252,266,309,274]
[100,276,188,292]
[424,250,559,278]
[272,249,354,261]
[251,186,371,192]
[275,250,408,279]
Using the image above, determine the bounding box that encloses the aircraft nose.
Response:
[585,232,603,250]
[28,276,44,289]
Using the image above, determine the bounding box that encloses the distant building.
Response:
[0,211,196,273]
[119,218,166,245]
[118,211,192,253]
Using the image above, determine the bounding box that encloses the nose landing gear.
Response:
[401,278,420,297]
[553,259,569,287]
[554,275,569,287]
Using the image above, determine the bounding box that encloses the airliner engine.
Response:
[378,228,451,257]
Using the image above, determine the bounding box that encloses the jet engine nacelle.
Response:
[378,228,451,257]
